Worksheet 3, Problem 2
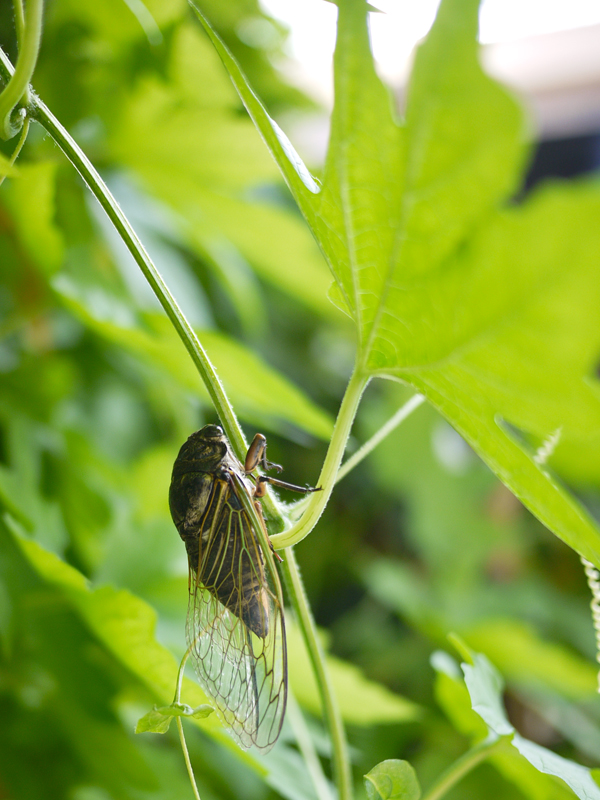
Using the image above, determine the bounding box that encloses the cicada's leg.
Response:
[255,475,321,496]
[244,433,283,474]
[245,433,321,495]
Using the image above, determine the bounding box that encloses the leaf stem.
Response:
[336,393,425,484]
[282,549,353,800]
[0,0,43,138]
[420,737,503,800]
[270,367,369,549]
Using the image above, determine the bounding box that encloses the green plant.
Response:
[1,0,600,798]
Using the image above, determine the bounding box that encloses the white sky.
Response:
[259,0,600,101]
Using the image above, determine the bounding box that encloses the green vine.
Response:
[0,0,43,138]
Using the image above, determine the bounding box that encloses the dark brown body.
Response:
[169,425,270,638]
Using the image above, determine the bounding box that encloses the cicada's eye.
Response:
[200,424,224,439]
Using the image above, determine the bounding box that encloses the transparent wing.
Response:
[186,479,287,752]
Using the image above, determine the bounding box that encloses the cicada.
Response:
[169,424,317,752]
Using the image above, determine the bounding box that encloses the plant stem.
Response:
[25,90,249,461]
[282,549,353,800]
[0,0,43,138]
[420,737,503,800]
[336,393,425,484]
[174,643,193,703]
[0,115,29,187]
[14,0,25,48]
[286,692,334,800]
[270,367,369,549]
[177,717,203,800]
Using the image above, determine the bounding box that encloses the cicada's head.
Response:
[172,424,229,476]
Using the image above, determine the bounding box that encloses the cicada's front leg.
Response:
[244,433,283,475]
[245,433,321,498]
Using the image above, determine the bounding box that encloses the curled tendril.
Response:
[581,557,600,693]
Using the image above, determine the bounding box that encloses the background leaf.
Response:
[364,760,421,800]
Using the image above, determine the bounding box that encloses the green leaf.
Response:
[462,650,600,800]
[287,622,420,725]
[155,702,214,719]
[364,760,421,800]
[197,0,600,563]
[136,702,214,733]
[52,273,333,439]
[512,735,600,800]
[431,651,488,739]
[2,161,64,274]
[491,748,576,800]
[135,708,173,734]
[190,704,214,719]
[462,653,514,737]
[327,0,600,563]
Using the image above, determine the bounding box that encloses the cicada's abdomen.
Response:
[199,488,271,638]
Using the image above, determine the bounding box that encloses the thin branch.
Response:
[282,550,353,800]
[271,367,369,549]
[421,737,503,800]
[177,717,203,800]
[286,692,334,800]
[336,393,425,484]
[25,88,249,460]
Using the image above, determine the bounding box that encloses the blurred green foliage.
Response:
[1,0,600,799]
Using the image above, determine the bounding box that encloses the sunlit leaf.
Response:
[202,0,600,563]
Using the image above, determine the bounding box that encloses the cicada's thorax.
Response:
[169,425,270,638]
